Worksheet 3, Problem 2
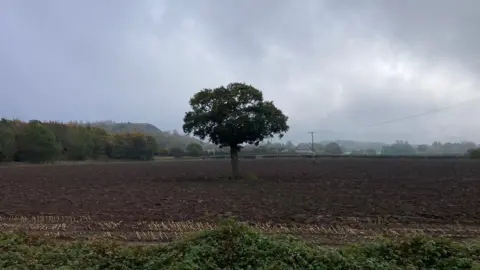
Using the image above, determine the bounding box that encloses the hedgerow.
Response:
[0,221,478,269]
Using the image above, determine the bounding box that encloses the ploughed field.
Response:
[0,158,479,244]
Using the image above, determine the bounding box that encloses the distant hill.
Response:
[89,121,161,133]
[88,121,207,149]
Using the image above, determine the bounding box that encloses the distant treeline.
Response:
[236,140,479,157]
[2,118,480,163]
[88,120,207,151]
[206,154,474,160]
[0,119,157,163]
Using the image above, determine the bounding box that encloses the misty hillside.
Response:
[88,121,206,149]
[89,121,161,133]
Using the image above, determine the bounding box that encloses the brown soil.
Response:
[0,158,478,226]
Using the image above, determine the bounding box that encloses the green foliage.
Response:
[156,147,169,156]
[324,142,343,155]
[417,144,429,153]
[325,140,387,153]
[0,119,158,163]
[0,118,16,161]
[0,223,478,269]
[247,140,478,157]
[89,121,204,151]
[380,141,477,156]
[126,133,157,160]
[183,82,289,149]
[44,123,96,160]
[467,148,480,159]
[183,82,289,176]
[89,127,112,159]
[106,133,157,160]
[381,140,416,156]
[169,147,186,158]
[186,142,204,156]
[14,121,63,163]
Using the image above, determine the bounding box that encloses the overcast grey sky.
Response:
[1,0,479,144]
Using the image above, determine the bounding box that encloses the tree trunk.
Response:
[230,146,240,178]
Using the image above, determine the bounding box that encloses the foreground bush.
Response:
[0,222,478,269]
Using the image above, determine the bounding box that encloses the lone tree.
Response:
[183,82,289,177]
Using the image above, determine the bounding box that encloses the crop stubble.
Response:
[0,158,479,243]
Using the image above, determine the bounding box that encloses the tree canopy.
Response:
[183,82,289,176]
[324,142,343,155]
[0,119,158,163]
[186,142,204,157]
[88,121,204,150]
[14,121,62,163]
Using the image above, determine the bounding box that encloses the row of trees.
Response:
[228,140,479,156]
[174,140,480,158]
[0,119,158,163]
[380,140,477,156]
[163,143,205,157]
[4,119,474,164]
[89,121,204,150]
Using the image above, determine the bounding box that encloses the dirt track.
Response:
[1,158,479,225]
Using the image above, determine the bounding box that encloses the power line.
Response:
[306,96,480,139]
[366,96,480,128]
[302,96,480,145]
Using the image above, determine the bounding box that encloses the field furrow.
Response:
[1,158,479,244]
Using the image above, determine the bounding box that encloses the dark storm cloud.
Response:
[1,0,479,143]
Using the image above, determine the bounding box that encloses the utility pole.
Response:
[308,131,315,158]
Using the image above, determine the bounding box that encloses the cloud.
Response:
[1,0,479,143]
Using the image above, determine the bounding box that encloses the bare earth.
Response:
[0,158,479,244]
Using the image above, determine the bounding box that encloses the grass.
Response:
[0,220,479,269]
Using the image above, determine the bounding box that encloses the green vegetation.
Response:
[183,82,289,177]
[89,120,205,151]
[2,118,479,163]
[0,222,478,269]
[14,120,62,163]
[186,142,204,157]
[225,139,480,157]
[324,142,343,155]
[468,148,480,159]
[237,140,480,158]
[0,119,157,163]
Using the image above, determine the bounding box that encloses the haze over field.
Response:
[1,0,479,144]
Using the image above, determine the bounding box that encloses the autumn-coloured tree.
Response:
[183,82,289,177]
[0,119,158,163]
